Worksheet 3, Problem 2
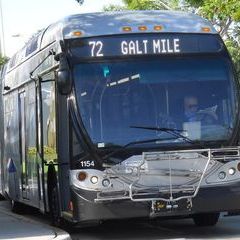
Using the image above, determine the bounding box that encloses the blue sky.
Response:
[1,0,123,56]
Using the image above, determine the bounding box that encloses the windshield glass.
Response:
[73,56,237,147]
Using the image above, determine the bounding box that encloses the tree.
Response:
[103,4,127,11]
[0,55,8,67]
[75,0,84,5]
[185,0,240,77]
[104,0,179,11]
[185,0,240,38]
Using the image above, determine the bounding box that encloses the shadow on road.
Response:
[68,216,240,240]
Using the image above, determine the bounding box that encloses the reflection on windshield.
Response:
[74,56,236,147]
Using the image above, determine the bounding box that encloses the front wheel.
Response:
[192,212,220,227]
[10,200,26,214]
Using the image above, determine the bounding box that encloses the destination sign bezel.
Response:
[69,33,223,59]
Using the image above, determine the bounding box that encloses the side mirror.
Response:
[56,54,72,95]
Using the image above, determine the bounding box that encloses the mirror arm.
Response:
[29,50,56,80]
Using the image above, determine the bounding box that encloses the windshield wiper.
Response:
[130,125,205,147]
[102,137,176,161]
[101,126,205,162]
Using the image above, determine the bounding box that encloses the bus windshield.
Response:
[73,56,237,148]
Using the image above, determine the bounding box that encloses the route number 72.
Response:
[89,41,104,57]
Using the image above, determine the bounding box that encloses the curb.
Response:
[0,206,71,240]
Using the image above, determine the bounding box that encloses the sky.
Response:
[0,0,123,57]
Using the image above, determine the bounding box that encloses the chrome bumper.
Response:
[71,147,240,207]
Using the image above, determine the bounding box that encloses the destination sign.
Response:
[69,34,222,59]
[88,38,180,57]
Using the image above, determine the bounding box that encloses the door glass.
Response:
[41,77,57,164]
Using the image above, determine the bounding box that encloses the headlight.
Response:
[228,168,236,175]
[90,176,99,184]
[102,178,111,187]
[218,171,226,180]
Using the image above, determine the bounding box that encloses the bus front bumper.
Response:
[70,183,240,223]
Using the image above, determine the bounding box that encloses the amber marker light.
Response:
[138,26,147,31]
[201,27,211,33]
[73,31,83,37]
[77,171,87,181]
[122,26,132,32]
[154,25,163,31]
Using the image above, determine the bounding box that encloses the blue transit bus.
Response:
[1,10,240,227]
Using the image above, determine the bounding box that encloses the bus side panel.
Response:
[3,91,21,200]
[0,68,4,198]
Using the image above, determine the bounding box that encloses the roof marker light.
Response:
[122,26,132,32]
[138,26,147,31]
[73,31,83,37]
[201,27,211,33]
[154,25,163,31]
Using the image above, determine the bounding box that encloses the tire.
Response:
[49,185,61,227]
[10,200,26,214]
[0,194,5,201]
[192,212,220,227]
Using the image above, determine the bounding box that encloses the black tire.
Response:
[10,200,26,214]
[192,212,220,227]
[0,194,5,201]
[49,184,61,227]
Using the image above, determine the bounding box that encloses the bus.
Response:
[1,10,240,227]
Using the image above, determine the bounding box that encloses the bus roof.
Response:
[60,10,217,39]
[7,11,217,71]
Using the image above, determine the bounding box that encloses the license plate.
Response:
[152,199,192,213]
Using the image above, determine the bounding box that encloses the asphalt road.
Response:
[1,200,240,240]
[69,215,240,240]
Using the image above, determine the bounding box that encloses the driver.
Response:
[184,96,199,122]
[184,95,218,124]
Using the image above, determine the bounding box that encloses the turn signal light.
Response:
[77,171,87,181]
[237,162,240,172]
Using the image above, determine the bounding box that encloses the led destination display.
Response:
[70,34,222,59]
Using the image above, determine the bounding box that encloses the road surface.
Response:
[1,200,240,240]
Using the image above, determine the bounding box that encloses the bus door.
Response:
[37,72,57,211]
[19,91,29,199]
